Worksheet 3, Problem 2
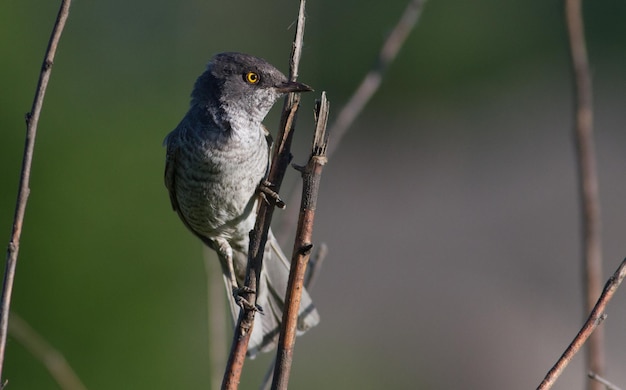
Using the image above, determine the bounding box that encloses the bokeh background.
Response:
[2,0,626,389]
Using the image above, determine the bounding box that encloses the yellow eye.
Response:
[245,71,260,84]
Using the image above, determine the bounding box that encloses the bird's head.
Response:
[192,52,313,126]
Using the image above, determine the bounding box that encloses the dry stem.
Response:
[271,93,329,390]
[278,0,427,238]
[220,1,308,388]
[564,0,604,388]
[0,0,72,381]
[325,0,426,158]
[259,243,327,390]
[588,372,622,390]
[537,258,626,390]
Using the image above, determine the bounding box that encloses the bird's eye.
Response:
[244,72,260,84]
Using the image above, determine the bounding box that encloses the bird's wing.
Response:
[164,124,217,251]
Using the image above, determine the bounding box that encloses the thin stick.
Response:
[8,313,87,390]
[278,0,426,238]
[259,243,327,390]
[564,0,604,388]
[271,93,329,390]
[588,372,622,390]
[0,0,72,380]
[221,1,308,388]
[325,0,426,157]
[537,258,626,390]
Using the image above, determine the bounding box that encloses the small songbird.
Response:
[164,52,319,357]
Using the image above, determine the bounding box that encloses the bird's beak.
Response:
[275,81,314,93]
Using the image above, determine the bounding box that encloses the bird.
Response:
[163,52,319,357]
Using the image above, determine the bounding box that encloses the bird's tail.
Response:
[223,230,320,358]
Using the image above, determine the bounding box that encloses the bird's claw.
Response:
[233,286,264,313]
[258,180,285,209]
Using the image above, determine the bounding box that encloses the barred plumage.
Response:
[164,52,318,357]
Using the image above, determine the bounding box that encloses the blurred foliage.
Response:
[1,0,625,389]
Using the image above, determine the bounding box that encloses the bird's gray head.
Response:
[191,52,312,130]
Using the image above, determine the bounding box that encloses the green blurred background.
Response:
[2,0,626,389]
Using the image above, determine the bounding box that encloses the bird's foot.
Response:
[258,180,285,209]
[233,286,264,313]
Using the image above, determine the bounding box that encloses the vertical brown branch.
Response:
[259,244,327,390]
[0,0,72,381]
[564,1,604,389]
[220,1,308,388]
[537,258,626,390]
[271,93,329,390]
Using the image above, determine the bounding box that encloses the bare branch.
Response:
[0,0,72,380]
[259,243,327,390]
[271,93,329,390]
[564,0,604,388]
[277,0,426,239]
[221,1,308,388]
[537,258,626,390]
[326,0,426,157]
[588,372,622,390]
[8,313,87,390]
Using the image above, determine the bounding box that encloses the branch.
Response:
[259,243,328,390]
[0,0,72,381]
[537,258,626,390]
[325,0,426,157]
[220,1,308,388]
[588,372,622,390]
[271,93,329,390]
[277,0,426,239]
[564,0,604,388]
[8,313,87,390]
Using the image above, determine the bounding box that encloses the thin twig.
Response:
[588,372,622,390]
[325,0,425,157]
[259,243,327,390]
[0,0,72,380]
[8,313,87,390]
[537,258,626,390]
[271,93,330,390]
[565,1,604,388]
[278,0,426,239]
[220,1,308,388]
